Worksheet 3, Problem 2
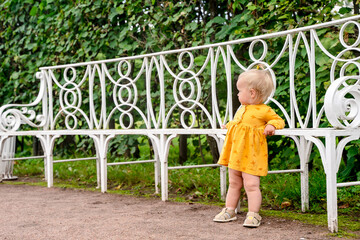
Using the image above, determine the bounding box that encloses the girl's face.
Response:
[236,77,257,105]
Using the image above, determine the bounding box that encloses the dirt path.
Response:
[0,183,342,240]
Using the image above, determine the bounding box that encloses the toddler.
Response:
[213,68,285,227]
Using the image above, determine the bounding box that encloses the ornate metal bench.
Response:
[1,15,360,232]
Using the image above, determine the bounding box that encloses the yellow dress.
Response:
[218,104,285,176]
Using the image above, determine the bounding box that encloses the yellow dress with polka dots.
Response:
[218,104,285,176]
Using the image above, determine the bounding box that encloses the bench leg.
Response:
[46,152,53,188]
[90,134,115,193]
[306,135,339,233]
[0,136,10,181]
[151,134,177,201]
[160,155,168,201]
[100,154,107,193]
[37,134,60,188]
[96,152,101,189]
[299,136,311,212]
[325,135,338,233]
[152,144,160,194]
[220,166,227,201]
[213,134,227,201]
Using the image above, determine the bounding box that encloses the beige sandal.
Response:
[213,208,237,222]
[243,212,262,227]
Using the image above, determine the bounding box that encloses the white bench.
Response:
[1,15,360,233]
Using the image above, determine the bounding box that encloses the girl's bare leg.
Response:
[242,172,261,212]
[225,168,243,209]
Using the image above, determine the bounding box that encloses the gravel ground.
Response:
[0,183,345,240]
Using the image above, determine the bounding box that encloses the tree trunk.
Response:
[207,135,220,163]
[32,136,43,156]
[353,0,359,14]
[16,136,24,152]
[148,138,154,160]
[179,134,188,164]
[108,119,116,155]
[232,74,241,115]
[208,0,218,42]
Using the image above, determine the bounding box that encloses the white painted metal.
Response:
[325,134,338,233]
[89,134,115,192]
[337,181,360,187]
[267,169,303,174]
[216,136,227,200]
[1,15,360,233]
[1,155,45,161]
[168,164,220,170]
[107,159,156,166]
[0,137,17,180]
[36,134,60,187]
[53,157,97,163]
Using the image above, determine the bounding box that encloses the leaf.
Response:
[205,16,226,28]
[10,72,20,80]
[185,22,197,31]
[215,25,230,40]
[116,6,124,14]
[109,9,119,21]
[281,201,291,208]
[247,18,255,26]
[347,146,358,159]
[315,56,329,66]
[194,55,206,66]
[339,203,349,209]
[211,16,226,25]
[29,6,38,16]
[339,7,352,14]
[25,43,37,50]
[278,14,290,20]
[118,28,129,42]
[109,6,124,21]
[247,3,257,11]
[231,14,242,24]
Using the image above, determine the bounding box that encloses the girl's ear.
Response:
[250,88,257,99]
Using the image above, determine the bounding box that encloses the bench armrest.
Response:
[0,72,48,132]
[324,76,360,129]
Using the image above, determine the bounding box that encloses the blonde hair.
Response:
[238,69,274,103]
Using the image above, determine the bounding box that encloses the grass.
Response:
[7,157,360,239]
[260,210,360,239]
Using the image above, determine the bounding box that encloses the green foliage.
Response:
[169,168,221,200]
[338,140,360,182]
[13,159,44,176]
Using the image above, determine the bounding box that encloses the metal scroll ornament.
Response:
[324,76,360,128]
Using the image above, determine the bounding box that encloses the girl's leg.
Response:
[242,172,261,212]
[213,168,242,222]
[225,168,243,210]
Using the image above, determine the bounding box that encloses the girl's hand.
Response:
[264,124,276,136]
[221,124,227,129]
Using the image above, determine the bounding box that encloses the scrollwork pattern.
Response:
[50,66,92,130]
[0,72,47,132]
[324,21,360,128]
[324,76,360,128]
